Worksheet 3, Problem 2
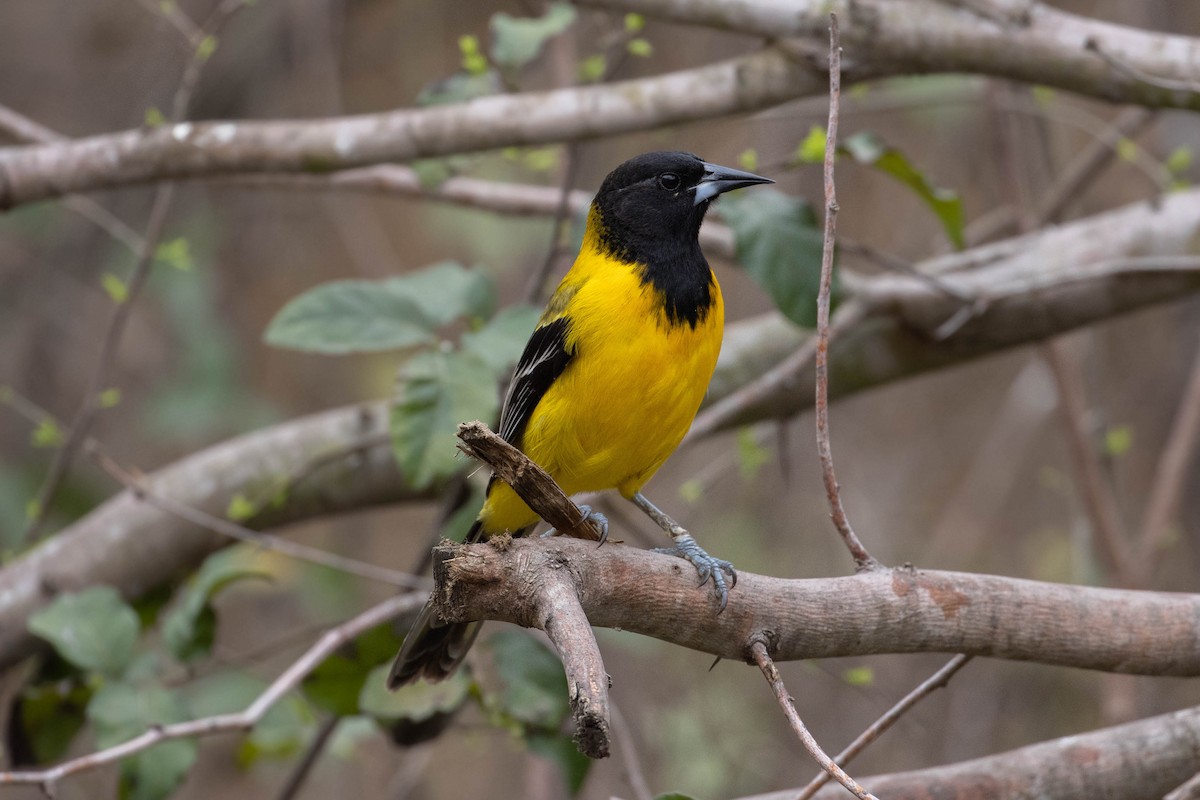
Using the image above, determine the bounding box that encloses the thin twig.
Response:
[815,13,878,571]
[687,301,864,443]
[610,702,654,800]
[0,593,424,791]
[794,654,972,800]
[20,182,176,544]
[1040,343,1135,585]
[524,144,583,304]
[749,640,878,800]
[18,0,252,543]
[275,716,340,800]
[1132,339,1200,579]
[89,446,428,588]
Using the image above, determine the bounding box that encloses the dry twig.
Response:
[750,640,877,800]
[814,13,878,571]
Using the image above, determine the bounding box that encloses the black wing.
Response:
[497,317,574,448]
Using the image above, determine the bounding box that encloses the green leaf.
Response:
[391,348,499,488]
[155,238,193,271]
[391,261,495,325]
[528,732,593,796]
[1115,137,1139,162]
[1167,146,1193,175]
[263,281,434,354]
[358,664,471,723]
[719,189,826,328]
[302,624,403,717]
[266,262,493,353]
[490,3,577,70]
[840,131,965,249]
[17,680,92,763]
[226,492,256,522]
[738,148,758,173]
[736,427,768,480]
[144,107,166,128]
[98,388,122,408]
[461,304,540,376]
[303,654,369,717]
[1105,425,1133,457]
[624,12,645,31]
[842,666,874,686]
[103,273,129,303]
[626,37,653,57]
[578,53,606,82]
[678,479,702,504]
[28,587,140,677]
[196,34,217,62]
[161,550,272,663]
[796,125,826,164]
[88,682,197,800]
[489,630,570,729]
[30,418,63,448]
[654,794,700,800]
[458,34,489,75]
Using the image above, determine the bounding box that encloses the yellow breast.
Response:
[480,233,724,534]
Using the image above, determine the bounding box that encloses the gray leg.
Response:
[630,492,736,611]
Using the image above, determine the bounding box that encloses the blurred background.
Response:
[2,0,1199,798]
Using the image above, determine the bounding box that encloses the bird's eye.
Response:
[658,172,681,191]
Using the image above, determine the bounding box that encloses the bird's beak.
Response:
[693,161,774,206]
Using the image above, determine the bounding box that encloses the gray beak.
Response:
[693,161,774,206]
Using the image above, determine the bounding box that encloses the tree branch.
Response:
[741,703,1200,800]
[580,0,1200,110]
[0,402,434,672]
[3,0,1200,208]
[428,535,1200,675]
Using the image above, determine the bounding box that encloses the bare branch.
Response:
[426,536,1200,676]
[20,183,175,543]
[3,1,1200,208]
[580,0,1200,110]
[741,703,1200,800]
[751,640,877,800]
[814,13,877,572]
[431,538,610,757]
[0,593,425,791]
[1135,338,1200,566]
[0,402,435,672]
[795,654,972,800]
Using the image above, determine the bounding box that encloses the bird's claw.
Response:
[541,504,609,545]
[653,534,737,612]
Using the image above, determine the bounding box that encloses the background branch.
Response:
[3,0,1200,208]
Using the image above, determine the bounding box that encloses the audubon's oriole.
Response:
[388,151,772,687]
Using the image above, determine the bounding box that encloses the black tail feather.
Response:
[387,519,488,688]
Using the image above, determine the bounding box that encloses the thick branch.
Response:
[0,402,435,671]
[430,536,1200,675]
[581,0,1200,110]
[0,49,812,209]
[3,0,1200,208]
[741,704,1200,800]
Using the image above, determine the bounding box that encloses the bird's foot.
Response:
[541,504,609,545]
[653,534,737,612]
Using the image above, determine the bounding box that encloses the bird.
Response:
[388,151,773,688]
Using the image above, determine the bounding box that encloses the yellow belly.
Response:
[480,252,724,534]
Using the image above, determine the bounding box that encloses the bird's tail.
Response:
[387,519,488,688]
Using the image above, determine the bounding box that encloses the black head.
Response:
[590,151,772,265]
